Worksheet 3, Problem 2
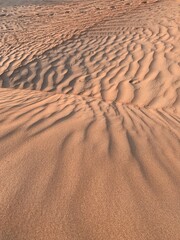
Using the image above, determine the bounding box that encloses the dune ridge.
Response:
[0,0,180,239]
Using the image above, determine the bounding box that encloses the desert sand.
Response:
[0,0,180,239]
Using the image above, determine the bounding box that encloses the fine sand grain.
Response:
[0,0,180,239]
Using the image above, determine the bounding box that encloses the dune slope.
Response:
[0,0,180,239]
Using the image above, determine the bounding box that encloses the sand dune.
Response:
[0,0,180,239]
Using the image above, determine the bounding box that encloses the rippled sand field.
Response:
[0,0,180,239]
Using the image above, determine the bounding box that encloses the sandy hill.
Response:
[0,0,180,239]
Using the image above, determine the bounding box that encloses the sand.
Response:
[0,0,180,239]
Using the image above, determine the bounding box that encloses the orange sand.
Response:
[0,0,180,239]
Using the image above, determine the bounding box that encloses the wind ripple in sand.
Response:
[0,86,180,239]
[0,1,179,110]
[0,0,180,240]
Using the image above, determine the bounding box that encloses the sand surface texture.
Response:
[0,0,180,239]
